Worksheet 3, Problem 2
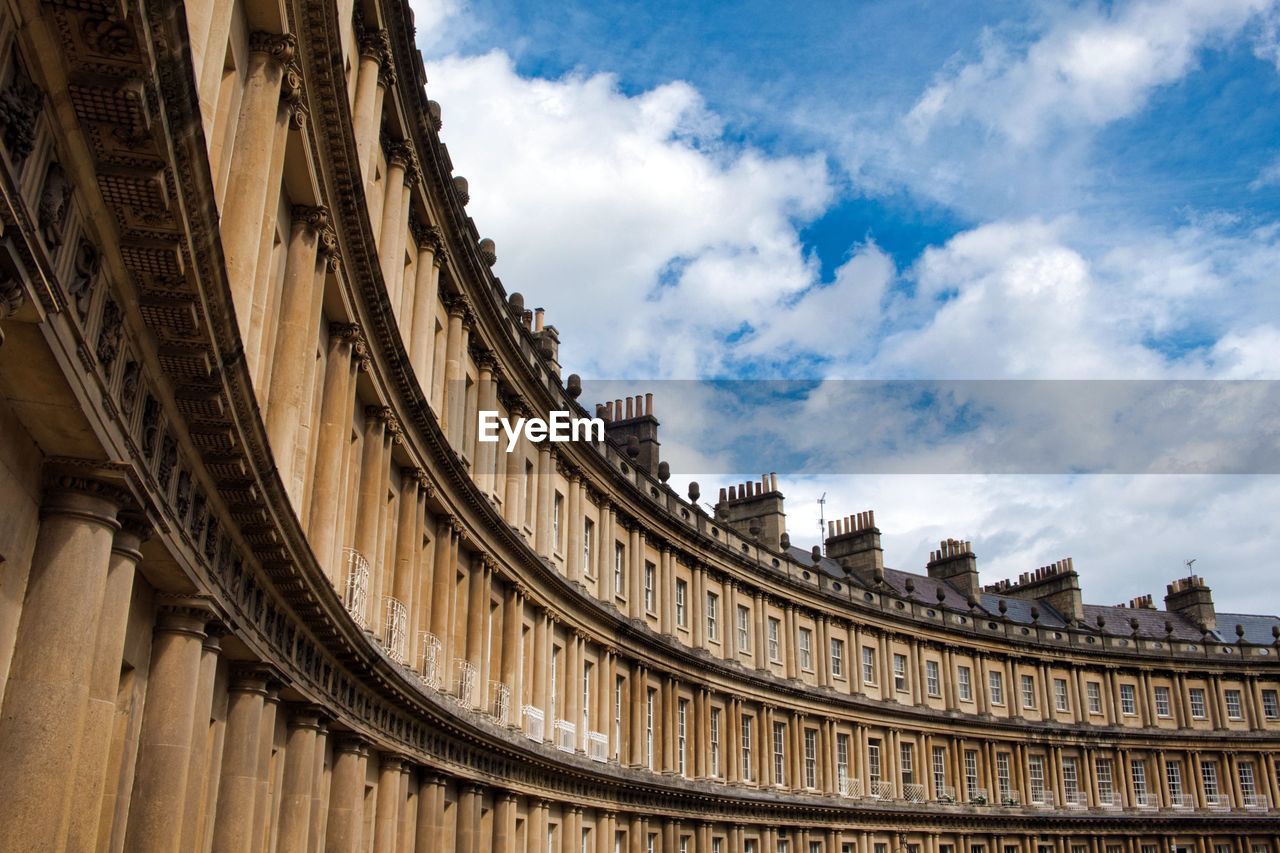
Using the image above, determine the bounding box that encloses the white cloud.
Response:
[422,50,829,378]
[413,2,1280,616]
[1249,154,1280,189]
[907,0,1274,147]
[754,473,1280,615]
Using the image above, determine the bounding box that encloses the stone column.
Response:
[784,605,799,679]
[307,323,361,580]
[533,613,550,727]
[351,406,390,616]
[379,147,415,313]
[466,558,488,676]
[475,357,499,497]
[408,221,442,383]
[428,516,456,664]
[66,513,148,851]
[567,475,583,581]
[209,665,275,853]
[221,32,296,343]
[457,784,482,853]
[0,474,125,847]
[178,623,227,853]
[264,204,328,491]
[442,298,470,445]
[325,736,367,852]
[412,773,443,853]
[277,705,325,852]
[352,31,391,186]
[753,590,766,669]
[372,754,404,853]
[391,468,423,662]
[494,791,516,853]
[534,445,553,556]
[124,601,214,853]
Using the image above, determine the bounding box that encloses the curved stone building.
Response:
[0,0,1276,851]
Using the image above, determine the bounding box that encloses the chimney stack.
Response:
[713,473,787,552]
[599,393,661,475]
[825,510,883,583]
[1164,575,1216,631]
[927,538,980,599]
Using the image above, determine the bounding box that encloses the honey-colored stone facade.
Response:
[0,0,1276,851]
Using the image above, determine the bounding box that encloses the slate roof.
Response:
[1217,613,1280,645]
[782,547,1278,638]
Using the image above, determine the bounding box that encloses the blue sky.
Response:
[412,0,1280,612]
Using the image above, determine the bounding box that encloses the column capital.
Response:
[227,660,288,693]
[41,467,132,526]
[155,595,217,636]
[290,203,330,234]
[333,733,372,755]
[319,226,341,271]
[445,293,473,321]
[112,511,151,558]
[285,703,329,730]
[248,31,297,65]
[411,218,443,253]
[358,28,391,63]
[282,63,307,128]
[378,752,409,772]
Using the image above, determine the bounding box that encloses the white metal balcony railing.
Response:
[418,631,443,690]
[553,719,576,753]
[1204,793,1231,811]
[1169,792,1195,810]
[869,780,895,800]
[342,548,370,629]
[839,777,863,799]
[1063,790,1088,809]
[903,783,926,804]
[999,789,1021,807]
[587,730,608,763]
[1097,791,1121,809]
[454,659,479,709]
[523,705,545,742]
[1133,791,1155,809]
[968,786,990,805]
[1028,790,1054,808]
[488,681,511,727]
[382,596,407,664]
[935,784,956,803]
[1241,793,1270,810]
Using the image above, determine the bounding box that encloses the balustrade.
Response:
[489,681,511,726]
[523,705,545,741]
[587,730,608,762]
[454,659,479,709]
[553,719,576,753]
[419,631,443,689]
[342,547,370,628]
[382,596,407,663]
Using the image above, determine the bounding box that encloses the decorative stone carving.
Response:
[157,433,177,486]
[290,203,330,234]
[140,394,160,455]
[68,238,100,319]
[95,298,123,371]
[427,99,442,132]
[0,59,42,165]
[119,358,140,415]
[38,161,72,249]
[282,63,307,129]
[453,175,470,206]
[478,238,496,267]
[83,16,136,56]
[248,31,298,65]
